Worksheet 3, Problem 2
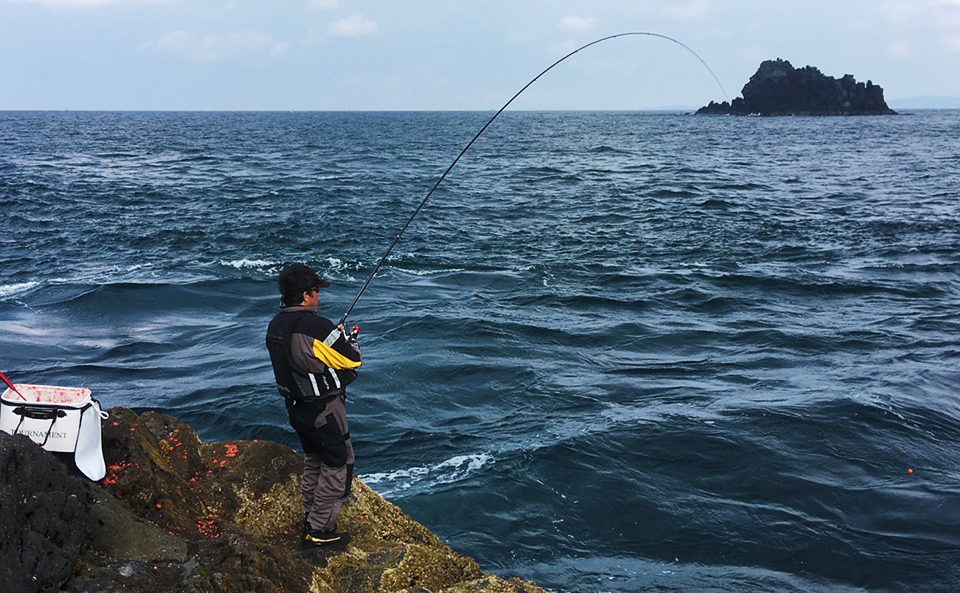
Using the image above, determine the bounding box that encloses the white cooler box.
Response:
[1,384,108,481]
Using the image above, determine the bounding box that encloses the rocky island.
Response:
[1,408,546,593]
[697,58,896,116]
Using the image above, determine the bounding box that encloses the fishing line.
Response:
[338,31,728,326]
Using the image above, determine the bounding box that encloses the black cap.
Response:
[279,264,329,306]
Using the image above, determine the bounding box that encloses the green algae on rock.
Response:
[1,407,546,593]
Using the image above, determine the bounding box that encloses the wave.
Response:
[696,198,736,210]
[362,453,493,498]
[588,145,632,155]
[220,259,276,270]
[513,556,872,593]
[5,110,960,593]
[0,281,40,300]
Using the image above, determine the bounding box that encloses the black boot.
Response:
[303,528,351,548]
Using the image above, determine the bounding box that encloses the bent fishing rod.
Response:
[337,31,728,327]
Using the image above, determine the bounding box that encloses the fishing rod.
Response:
[0,369,26,400]
[337,31,728,327]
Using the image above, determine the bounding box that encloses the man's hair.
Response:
[278,264,322,306]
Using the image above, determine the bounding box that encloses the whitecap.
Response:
[391,267,468,277]
[362,452,493,497]
[324,257,345,270]
[222,259,276,270]
[0,282,40,300]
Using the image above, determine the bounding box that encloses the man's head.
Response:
[278,264,330,307]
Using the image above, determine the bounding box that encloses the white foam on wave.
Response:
[320,257,363,282]
[215,257,361,283]
[324,257,345,270]
[0,282,40,300]
[392,267,468,277]
[222,259,276,270]
[45,263,172,287]
[362,452,493,497]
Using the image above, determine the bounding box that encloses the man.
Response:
[265,264,361,548]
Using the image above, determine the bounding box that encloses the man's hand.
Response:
[338,324,360,343]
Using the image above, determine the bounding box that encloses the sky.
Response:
[2,0,959,110]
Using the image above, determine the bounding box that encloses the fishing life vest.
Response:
[266,309,353,401]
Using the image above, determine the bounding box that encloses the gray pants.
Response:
[286,395,355,532]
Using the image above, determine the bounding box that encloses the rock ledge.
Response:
[0,408,546,593]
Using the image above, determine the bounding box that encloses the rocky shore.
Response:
[1,408,546,593]
[697,58,896,116]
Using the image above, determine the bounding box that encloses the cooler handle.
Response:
[12,405,66,447]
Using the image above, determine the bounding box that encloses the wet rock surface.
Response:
[0,433,90,593]
[0,408,546,593]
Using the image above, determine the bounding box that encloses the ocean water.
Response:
[2,109,960,592]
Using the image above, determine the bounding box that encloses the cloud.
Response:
[662,0,709,20]
[559,16,597,32]
[307,0,339,10]
[146,30,288,62]
[7,0,163,6]
[328,13,378,37]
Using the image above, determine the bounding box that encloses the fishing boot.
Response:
[304,528,351,548]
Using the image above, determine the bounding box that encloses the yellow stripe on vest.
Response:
[312,339,361,370]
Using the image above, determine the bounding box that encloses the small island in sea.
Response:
[697,58,897,116]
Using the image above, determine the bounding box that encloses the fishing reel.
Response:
[344,325,360,343]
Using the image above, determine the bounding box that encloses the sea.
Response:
[2,109,960,592]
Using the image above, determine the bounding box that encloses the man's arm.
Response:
[291,316,361,373]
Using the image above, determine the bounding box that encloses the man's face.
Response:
[303,287,320,308]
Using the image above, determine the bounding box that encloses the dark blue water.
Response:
[2,110,960,592]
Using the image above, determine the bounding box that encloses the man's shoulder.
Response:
[288,309,335,334]
[269,307,313,323]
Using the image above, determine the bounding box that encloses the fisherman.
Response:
[265,264,361,548]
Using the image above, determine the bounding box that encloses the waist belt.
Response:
[286,389,343,407]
